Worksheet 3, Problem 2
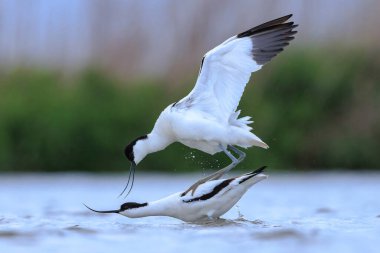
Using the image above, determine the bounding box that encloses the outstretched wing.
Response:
[177,14,297,121]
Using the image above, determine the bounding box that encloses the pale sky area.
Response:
[0,0,379,78]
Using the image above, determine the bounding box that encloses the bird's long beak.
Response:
[118,161,137,198]
[83,203,120,214]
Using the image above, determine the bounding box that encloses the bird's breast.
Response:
[178,139,221,155]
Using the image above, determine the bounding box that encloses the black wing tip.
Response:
[252,166,267,174]
[237,14,297,38]
[239,166,268,184]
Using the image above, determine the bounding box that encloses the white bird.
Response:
[85,166,267,222]
[122,15,297,196]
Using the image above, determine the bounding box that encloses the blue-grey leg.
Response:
[228,145,246,163]
[209,145,246,180]
[182,145,246,196]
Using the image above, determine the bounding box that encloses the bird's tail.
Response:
[248,133,269,149]
[229,111,269,149]
[229,110,253,130]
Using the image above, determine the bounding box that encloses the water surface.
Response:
[1,172,379,253]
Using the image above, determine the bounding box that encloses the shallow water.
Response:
[1,172,379,253]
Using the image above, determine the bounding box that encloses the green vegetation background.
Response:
[1,49,379,172]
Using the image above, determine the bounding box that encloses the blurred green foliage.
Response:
[0,49,379,172]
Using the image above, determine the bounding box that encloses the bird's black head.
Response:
[120,202,148,211]
[124,135,148,162]
[120,135,148,198]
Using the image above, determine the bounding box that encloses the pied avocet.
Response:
[122,15,297,196]
[86,166,267,222]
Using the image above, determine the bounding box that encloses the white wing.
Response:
[176,14,297,121]
[180,177,234,201]
[180,166,267,200]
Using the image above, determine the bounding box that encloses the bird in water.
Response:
[85,166,267,223]
[122,15,297,196]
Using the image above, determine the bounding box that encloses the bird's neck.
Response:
[141,131,173,154]
[145,132,172,153]
[134,132,173,164]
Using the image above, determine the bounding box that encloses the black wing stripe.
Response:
[183,178,233,203]
[200,56,205,72]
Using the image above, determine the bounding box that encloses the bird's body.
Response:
[86,167,267,222]
[122,15,297,196]
[136,103,266,160]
